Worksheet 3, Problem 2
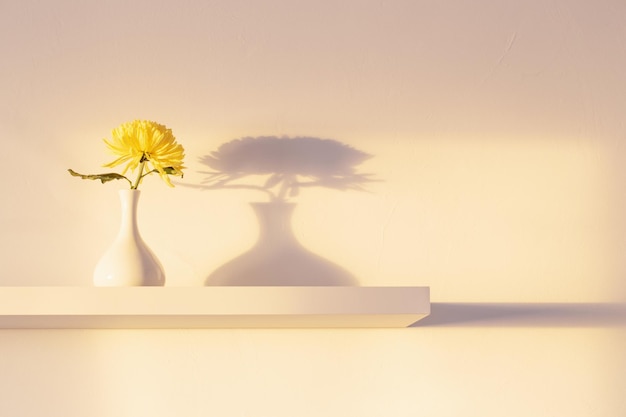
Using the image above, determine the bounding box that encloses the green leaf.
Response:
[68,169,131,185]
[163,166,183,177]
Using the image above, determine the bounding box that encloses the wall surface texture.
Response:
[1,0,625,415]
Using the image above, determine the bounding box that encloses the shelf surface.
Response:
[0,286,430,328]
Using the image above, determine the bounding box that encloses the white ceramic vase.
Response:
[93,189,165,286]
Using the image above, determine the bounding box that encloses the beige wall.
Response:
[0,0,624,415]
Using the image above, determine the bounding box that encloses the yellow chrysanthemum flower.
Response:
[103,120,185,188]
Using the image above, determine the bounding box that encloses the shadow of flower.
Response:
[197,136,375,201]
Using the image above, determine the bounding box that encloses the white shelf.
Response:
[0,286,430,328]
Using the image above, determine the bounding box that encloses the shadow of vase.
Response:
[205,202,358,286]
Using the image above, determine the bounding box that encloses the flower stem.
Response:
[131,158,147,189]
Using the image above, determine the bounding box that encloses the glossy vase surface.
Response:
[93,189,165,286]
[206,202,356,286]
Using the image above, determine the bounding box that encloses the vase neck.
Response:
[118,189,141,239]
